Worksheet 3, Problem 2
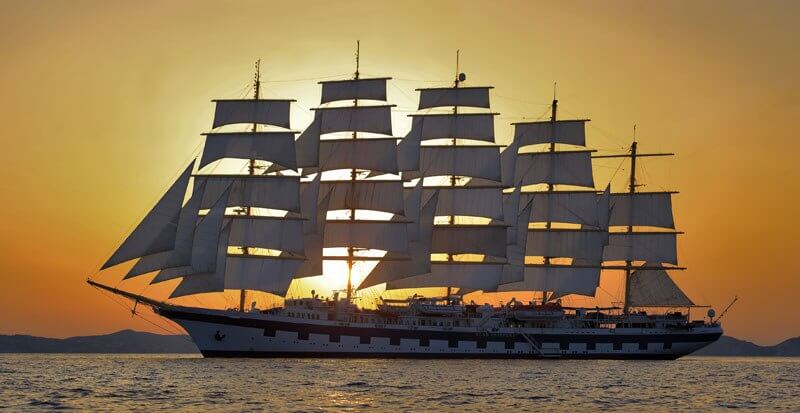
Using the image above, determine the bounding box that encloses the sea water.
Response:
[0,354,797,411]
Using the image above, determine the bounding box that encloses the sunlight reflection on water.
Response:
[0,354,798,411]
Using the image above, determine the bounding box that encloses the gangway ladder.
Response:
[518,330,560,358]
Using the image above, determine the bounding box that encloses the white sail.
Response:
[522,191,600,226]
[602,232,678,265]
[628,265,694,307]
[124,180,208,279]
[514,151,594,187]
[316,138,399,174]
[397,122,421,172]
[502,187,521,232]
[190,186,231,273]
[324,220,409,253]
[294,192,331,278]
[149,187,231,284]
[513,120,587,147]
[526,229,608,261]
[417,86,492,109]
[598,186,611,230]
[358,191,438,289]
[228,217,305,253]
[497,200,534,286]
[609,193,675,229]
[403,180,424,240]
[500,139,519,187]
[212,99,292,129]
[224,256,306,296]
[322,180,405,215]
[431,225,507,257]
[102,161,194,269]
[295,119,321,168]
[199,132,297,170]
[406,113,496,143]
[320,78,388,104]
[195,175,300,212]
[403,146,502,182]
[426,186,504,220]
[169,223,231,298]
[300,174,321,234]
[386,262,504,291]
[315,105,393,135]
[498,265,601,297]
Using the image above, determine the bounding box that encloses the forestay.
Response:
[199,132,297,170]
[212,99,292,129]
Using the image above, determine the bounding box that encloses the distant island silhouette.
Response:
[1,330,798,356]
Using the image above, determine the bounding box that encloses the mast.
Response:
[592,129,680,314]
[445,50,460,302]
[346,41,360,301]
[239,59,261,312]
[623,133,637,314]
[541,84,558,303]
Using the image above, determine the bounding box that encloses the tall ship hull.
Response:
[158,304,720,359]
[88,48,727,360]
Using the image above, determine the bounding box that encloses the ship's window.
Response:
[664,342,672,349]
[420,337,430,347]
[587,342,596,350]
[477,339,487,349]
[639,342,648,350]
[504,341,515,350]
[390,336,401,346]
[360,336,371,345]
[613,342,622,350]
[560,342,569,351]
[448,339,458,348]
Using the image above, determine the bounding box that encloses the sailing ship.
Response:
[88,47,723,359]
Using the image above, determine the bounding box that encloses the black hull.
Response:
[200,350,682,360]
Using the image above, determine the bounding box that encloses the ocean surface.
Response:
[0,355,797,412]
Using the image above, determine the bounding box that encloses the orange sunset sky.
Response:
[1,0,798,345]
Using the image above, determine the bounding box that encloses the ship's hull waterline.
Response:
[159,307,722,360]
